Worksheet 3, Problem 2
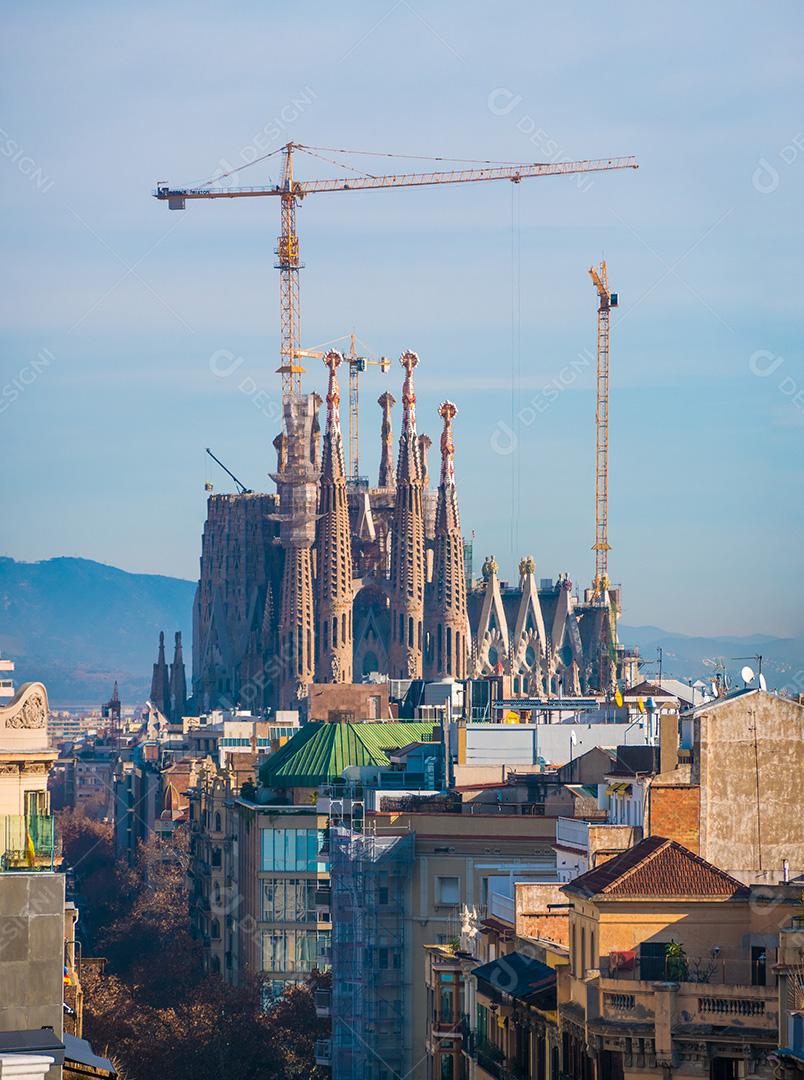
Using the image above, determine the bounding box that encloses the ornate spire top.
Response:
[519,555,535,577]
[158,630,166,659]
[482,555,499,581]
[438,401,457,487]
[321,351,346,482]
[400,350,419,435]
[323,350,343,435]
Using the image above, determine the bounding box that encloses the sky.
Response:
[1,1,803,638]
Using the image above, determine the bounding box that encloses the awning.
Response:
[605,782,632,796]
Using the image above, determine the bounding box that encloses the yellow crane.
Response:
[297,332,391,480]
[588,260,618,598]
[154,143,638,399]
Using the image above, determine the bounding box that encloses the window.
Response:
[436,877,460,905]
[439,1054,454,1080]
[262,929,330,973]
[438,973,456,1023]
[262,879,318,923]
[261,828,326,872]
[581,927,587,976]
[476,1003,488,1044]
[710,1059,739,1080]
[751,946,767,986]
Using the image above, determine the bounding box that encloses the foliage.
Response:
[61,812,329,1078]
[664,939,689,982]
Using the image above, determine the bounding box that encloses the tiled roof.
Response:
[624,680,668,698]
[260,721,438,788]
[563,836,749,900]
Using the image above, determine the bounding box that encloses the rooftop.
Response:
[260,721,438,788]
[563,836,750,900]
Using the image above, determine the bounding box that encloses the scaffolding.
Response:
[331,827,415,1080]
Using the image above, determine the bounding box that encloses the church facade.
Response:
[190,352,634,712]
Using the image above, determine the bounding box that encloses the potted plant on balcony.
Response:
[665,940,689,982]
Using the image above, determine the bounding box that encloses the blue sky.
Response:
[1,1,802,638]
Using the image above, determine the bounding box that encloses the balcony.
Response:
[314,1039,332,1066]
[489,890,515,925]
[476,1038,504,1079]
[1,814,55,870]
[555,817,589,850]
[597,975,777,1037]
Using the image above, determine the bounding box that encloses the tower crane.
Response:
[154,143,638,400]
[205,448,253,494]
[588,260,618,599]
[298,332,391,480]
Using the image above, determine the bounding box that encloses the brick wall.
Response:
[648,783,700,853]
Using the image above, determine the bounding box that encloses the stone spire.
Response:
[150,631,171,715]
[418,433,432,489]
[271,395,319,707]
[310,391,323,470]
[425,401,468,679]
[169,631,188,721]
[389,351,426,679]
[378,391,396,488]
[315,351,354,684]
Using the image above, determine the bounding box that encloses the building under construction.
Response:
[192,349,635,712]
[330,830,415,1080]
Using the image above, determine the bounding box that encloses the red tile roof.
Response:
[563,836,749,900]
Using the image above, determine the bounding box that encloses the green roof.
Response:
[260,721,438,788]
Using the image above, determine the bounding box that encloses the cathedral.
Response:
[190,351,634,713]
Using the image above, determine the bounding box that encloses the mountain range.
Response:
[0,556,800,706]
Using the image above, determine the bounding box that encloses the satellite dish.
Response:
[710,681,718,698]
[758,673,767,691]
[741,665,755,685]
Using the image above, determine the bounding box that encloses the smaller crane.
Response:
[298,332,390,480]
[205,448,253,494]
[588,261,618,599]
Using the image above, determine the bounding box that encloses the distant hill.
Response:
[619,624,803,694]
[0,556,800,706]
[0,557,195,707]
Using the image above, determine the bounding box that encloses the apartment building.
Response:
[559,836,800,1080]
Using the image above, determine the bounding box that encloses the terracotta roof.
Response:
[563,836,749,900]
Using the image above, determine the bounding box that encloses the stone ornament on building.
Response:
[0,683,49,729]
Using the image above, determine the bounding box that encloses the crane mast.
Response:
[154,143,637,407]
[589,260,618,598]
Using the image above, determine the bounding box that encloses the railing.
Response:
[599,976,776,1032]
[698,996,766,1017]
[603,954,769,986]
[489,890,515,924]
[1,814,55,870]
[555,817,589,849]
[477,1038,504,1079]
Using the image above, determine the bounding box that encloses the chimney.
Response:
[659,704,680,774]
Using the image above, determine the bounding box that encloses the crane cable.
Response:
[511,181,521,560]
[297,144,547,167]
